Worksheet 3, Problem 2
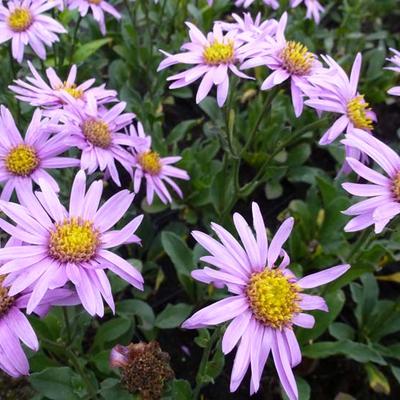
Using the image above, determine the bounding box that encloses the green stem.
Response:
[69,15,82,65]
[241,88,279,156]
[123,0,135,26]
[63,308,72,344]
[193,327,222,399]
[348,229,374,264]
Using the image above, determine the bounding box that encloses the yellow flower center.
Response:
[49,218,100,263]
[203,41,234,65]
[5,145,40,176]
[247,269,301,329]
[392,172,400,201]
[82,119,112,149]
[280,41,314,76]
[138,151,162,175]
[347,95,373,130]
[0,276,14,318]
[62,83,83,99]
[7,8,33,32]
[88,0,102,4]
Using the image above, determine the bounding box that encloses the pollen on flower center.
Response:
[49,218,100,263]
[392,171,400,201]
[138,151,162,175]
[62,83,83,99]
[88,0,102,4]
[5,144,40,176]
[0,276,15,318]
[203,41,234,65]
[247,269,301,329]
[347,95,373,130]
[280,41,314,76]
[7,8,33,32]
[82,118,112,149]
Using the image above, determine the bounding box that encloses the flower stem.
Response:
[69,15,82,65]
[193,327,222,400]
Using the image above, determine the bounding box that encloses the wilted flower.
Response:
[61,95,135,186]
[183,202,350,398]
[0,170,144,317]
[341,129,400,234]
[110,342,174,400]
[67,0,121,35]
[0,274,77,378]
[9,62,117,110]
[386,48,400,96]
[0,106,79,201]
[305,53,377,144]
[291,0,325,24]
[0,0,66,63]
[241,13,325,117]
[158,22,252,107]
[129,122,189,205]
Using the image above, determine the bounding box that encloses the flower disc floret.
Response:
[82,119,112,149]
[346,95,373,130]
[392,172,400,201]
[49,218,100,263]
[0,277,15,318]
[138,151,162,175]
[203,41,235,65]
[62,83,84,99]
[5,145,39,176]
[247,269,300,328]
[280,41,313,76]
[7,8,33,32]
[88,0,102,4]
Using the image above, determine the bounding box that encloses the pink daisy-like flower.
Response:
[182,202,350,398]
[0,106,79,201]
[341,129,400,234]
[304,53,377,144]
[129,122,189,205]
[0,272,77,377]
[217,12,278,43]
[241,13,325,117]
[235,0,279,9]
[157,22,253,107]
[9,61,117,110]
[386,48,400,96]
[291,0,325,24]
[66,0,121,35]
[0,170,144,317]
[0,0,66,63]
[61,95,135,186]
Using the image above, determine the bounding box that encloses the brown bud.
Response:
[110,341,174,400]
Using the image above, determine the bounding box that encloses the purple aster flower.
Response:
[182,202,350,398]
[0,273,77,377]
[341,129,400,234]
[61,95,135,186]
[66,0,121,35]
[9,61,117,110]
[157,22,252,107]
[0,170,144,317]
[241,13,325,117]
[129,122,189,205]
[0,106,79,201]
[304,53,377,144]
[291,0,325,24]
[386,48,400,96]
[217,13,278,43]
[235,0,279,9]
[0,0,66,63]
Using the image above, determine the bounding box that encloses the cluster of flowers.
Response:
[157,8,400,400]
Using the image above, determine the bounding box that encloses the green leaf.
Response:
[155,303,193,329]
[100,378,134,400]
[72,38,111,63]
[164,379,193,400]
[93,318,132,348]
[30,367,81,400]
[161,231,196,297]
[329,322,355,341]
[116,299,155,331]
[365,363,390,395]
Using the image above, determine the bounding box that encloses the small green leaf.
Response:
[155,303,193,329]
[72,38,111,63]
